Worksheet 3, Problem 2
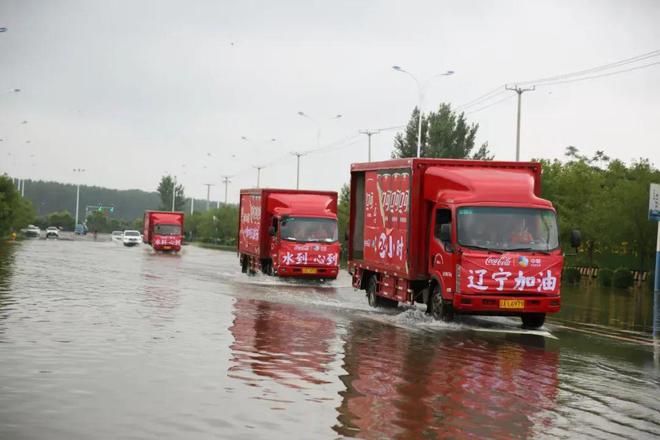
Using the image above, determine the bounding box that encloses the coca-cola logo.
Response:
[485,257,512,266]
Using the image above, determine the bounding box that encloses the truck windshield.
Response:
[154,224,181,236]
[457,207,559,252]
[280,217,338,243]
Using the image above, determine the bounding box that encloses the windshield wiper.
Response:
[507,247,551,255]
[461,244,503,254]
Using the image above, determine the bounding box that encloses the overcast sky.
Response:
[1,0,659,203]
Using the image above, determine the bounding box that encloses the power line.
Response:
[517,49,660,86]
[464,94,515,115]
[534,59,660,88]
[455,85,507,111]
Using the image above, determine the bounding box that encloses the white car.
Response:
[23,225,41,238]
[45,226,59,239]
[122,230,141,247]
[111,231,123,242]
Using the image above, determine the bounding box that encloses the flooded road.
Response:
[0,239,658,439]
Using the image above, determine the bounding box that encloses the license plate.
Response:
[500,299,525,309]
[302,268,317,274]
[163,246,171,250]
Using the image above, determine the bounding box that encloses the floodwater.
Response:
[0,239,658,440]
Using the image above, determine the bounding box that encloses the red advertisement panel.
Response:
[460,253,563,295]
[277,241,340,268]
[239,193,262,255]
[362,169,411,272]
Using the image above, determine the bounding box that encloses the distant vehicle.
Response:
[111,231,123,242]
[347,158,581,329]
[143,211,184,252]
[74,224,87,235]
[238,188,340,279]
[23,225,41,238]
[45,226,59,239]
[122,230,141,247]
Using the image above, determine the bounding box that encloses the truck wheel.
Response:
[429,284,454,322]
[241,257,248,273]
[366,276,381,308]
[521,313,545,329]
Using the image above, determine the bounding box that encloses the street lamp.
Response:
[73,168,85,229]
[241,136,277,187]
[392,65,454,158]
[297,111,342,149]
[290,151,307,189]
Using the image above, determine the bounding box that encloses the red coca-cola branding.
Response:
[363,170,411,270]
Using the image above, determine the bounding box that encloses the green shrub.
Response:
[597,268,614,287]
[563,267,581,284]
[612,267,633,289]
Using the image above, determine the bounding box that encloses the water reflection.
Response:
[334,322,559,439]
[228,299,336,389]
[0,244,17,331]
[559,283,655,333]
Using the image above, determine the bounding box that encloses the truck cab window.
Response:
[434,208,451,241]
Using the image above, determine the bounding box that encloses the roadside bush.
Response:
[612,267,633,289]
[563,267,581,284]
[597,268,614,287]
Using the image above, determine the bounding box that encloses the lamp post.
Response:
[73,168,85,229]
[297,112,342,149]
[241,136,276,187]
[290,152,306,190]
[171,175,177,211]
[392,66,454,158]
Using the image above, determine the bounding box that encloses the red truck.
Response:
[143,210,185,252]
[238,188,340,279]
[348,158,580,328]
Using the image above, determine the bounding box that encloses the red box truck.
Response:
[143,210,185,252]
[348,158,580,328]
[238,188,340,279]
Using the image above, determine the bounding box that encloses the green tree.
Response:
[392,104,492,159]
[46,210,75,230]
[157,175,185,211]
[86,210,109,233]
[337,183,350,258]
[0,175,36,236]
[187,205,239,245]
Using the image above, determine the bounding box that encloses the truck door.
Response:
[429,207,454,299]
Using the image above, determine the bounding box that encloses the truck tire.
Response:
[429,283,454,322]
[366,276,381,308]
[521,313,545,329]
[241,256,248,273]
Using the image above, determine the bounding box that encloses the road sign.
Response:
[650,183,660,221]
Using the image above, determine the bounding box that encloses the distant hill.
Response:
[21,179,221,221]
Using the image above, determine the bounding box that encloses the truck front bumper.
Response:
[276,266,339,279]
[452,293,560,314]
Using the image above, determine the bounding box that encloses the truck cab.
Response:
[268,214,339,278]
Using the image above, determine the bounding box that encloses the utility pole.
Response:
[291,152,306,189]
[171,176,177,212]
[221,176,232,205]
[359,129,379,162]
[505,85,535,161]
[254,166,264,188]
[203,183,214,211]
[73,168,85,229]
[190,198,194,215]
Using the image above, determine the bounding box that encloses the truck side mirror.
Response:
[570,229,582,248]
[440,223,451,243]
[268,226,275,237]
